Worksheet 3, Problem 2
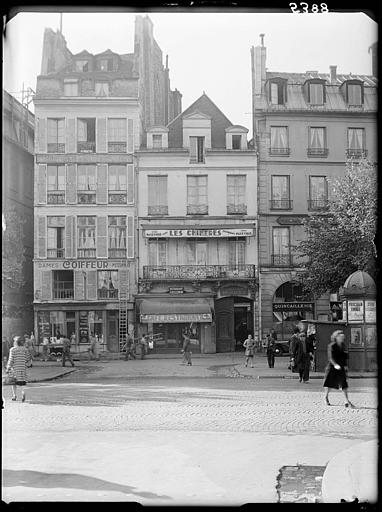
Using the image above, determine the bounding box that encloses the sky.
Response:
[3,9,377,128]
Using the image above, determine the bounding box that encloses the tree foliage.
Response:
[2,208,26,289]
[295,159,377,298]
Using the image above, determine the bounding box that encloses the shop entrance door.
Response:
[234,301,253,351]
[215,297,235,352]
[107,311,119,352]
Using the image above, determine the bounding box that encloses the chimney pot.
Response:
[330,65,337,83]
[260,33,265,47]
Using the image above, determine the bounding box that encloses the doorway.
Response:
[107,311,119,352]
[234,300,253,351]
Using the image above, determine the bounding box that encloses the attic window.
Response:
[232,135,241,150]
[308,82,325,105]
[347,84,363,105]
[152,134,163,149]
[269,80,287,105]
[98,59,113,72]
[95,82,109,96]
[75,60,89,72]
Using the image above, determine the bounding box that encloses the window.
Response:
[187,175,208,214]
[108,118,126,153]
[228,240,245,267]
[309,83,324,104]
[227,175,247,214]
[77,216,96,258]
[269,80,287,105]
[148,241,167,267]
[63,80,79,96]
[232,135,242,150]
[272,227,290,266]
[47,165,66,204]
[152,134,163,149]
[108,165,127,204]
[270,176,291,209]
[75,60,89,71]
[189,136,205,163]
[185,241,207,265]
[77,165,96,203]
[47,216,65,258]
[77,118,96,152]
[97,59,113,71]
[347,84,362,106]
[108,216,126,258]
[47,118,65,153]
[270,126,289,155]
[308,127,328,157]
[95,82,109,96]
[309,176,328,210]
[148,176,168,215]
[98,271,119,299]
[53,270,74,299]
[347,128,366,157]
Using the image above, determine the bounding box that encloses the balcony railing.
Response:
[53,282,74,299]
[143,264,256,280]
[47,191,65,204]
[109,248,127,258]
[98,288,119,299]
[108,142,127,153]
[187,204,208,215]
[308,199,329,211]
[78,192,96,204]
[271,254,292,267]
[307,147,329,157]
[148,205,168,216]
[77,141,96,153]
[269,147,290,156]
[47,143,65,153]
[47,248,65,259]
[346,149,368,159]
[269,199,293,210]
[227,204,247,215]
[77,248,96,258]
[108,193,127,204]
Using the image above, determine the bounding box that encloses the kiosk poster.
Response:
[350,327,363,346]
[347,300,364,322]
[79,311,89,343]
[342,301,347,322]
[364,300,376,323]
[365,326,377,346]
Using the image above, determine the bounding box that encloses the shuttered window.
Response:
[108,216,126,258]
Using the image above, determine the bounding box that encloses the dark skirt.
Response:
[15,380,27,386]
[323,364,348,389]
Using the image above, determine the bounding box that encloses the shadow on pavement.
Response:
[2,469,171,500]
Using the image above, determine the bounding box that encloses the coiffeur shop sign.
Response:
[140,313,212,323]
[36,260,127,269]
[144,228,254,238]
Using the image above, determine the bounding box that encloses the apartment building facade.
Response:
[251,39,377,340]
[136,94,258,353]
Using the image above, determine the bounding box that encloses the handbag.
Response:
[2,370,17,386]
[148,341,154,350]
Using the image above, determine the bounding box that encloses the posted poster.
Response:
[348,300,364,322]
[350,327,363,346]
[342,301,347,322]
[365,300,376,323]
[365,326,377,346]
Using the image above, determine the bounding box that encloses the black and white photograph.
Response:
[2,3,378,505]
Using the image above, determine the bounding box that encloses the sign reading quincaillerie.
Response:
[140,313,212,323]
[36,259,128,269]
[273,302,314,312]
[144,228,254,238]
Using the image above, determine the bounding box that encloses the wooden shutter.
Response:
[97,216,108,258]
[119,268,129,299]
[37,165,47,204]
[127,215,134,258]
[97,118,107,153]
[128,119,134,152]
[87,270,97,300]
[127,164,134,203]
[41,271,52,300]
[37,118,47,153]
[37,215,47,258]
[74,271,85,300]
[65,215,75,258]
[96,164,108,203]
[66,164,77,204]
[66,118,76,153]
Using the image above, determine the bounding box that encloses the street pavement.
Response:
[2,354,378,505]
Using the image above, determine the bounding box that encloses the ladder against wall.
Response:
[118,268,129,359]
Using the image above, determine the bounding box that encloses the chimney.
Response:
[254,33,266,96]
[369,42,377,77]
[330,65,337,84]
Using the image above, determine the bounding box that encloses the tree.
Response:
[295,159,377,298]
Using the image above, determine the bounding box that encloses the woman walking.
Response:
[243,334,255,368]
[6,336,32,402]
[324,330,355,408]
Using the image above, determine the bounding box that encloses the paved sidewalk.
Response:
[7,352,376,383]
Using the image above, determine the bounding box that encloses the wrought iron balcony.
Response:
[346,149,367,159]
[47,248,65,259]
[187,204,208,215]
[307,147,329,157]
[108,248,126,258]
[47,143,65,153]
[148,205,168,216]
[98,288,119,299]
[142,264,256,280]
[269,147,290,156]
[53,282,74,299]
[308,199,329,211]
[108,193,127,204]
[269,199,293,210]
[77,248,96,258]
[77,141,96,153]
[78,192,96,204]
[271,254,292,267]
[227,204,247,215]
[108,142,127,153]
[47,191,65,204]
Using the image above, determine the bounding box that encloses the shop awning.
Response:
[139,298,212,323]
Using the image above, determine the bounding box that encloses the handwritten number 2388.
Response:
[289,3,329,12]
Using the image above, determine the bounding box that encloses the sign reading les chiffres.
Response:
[144,228,254,238]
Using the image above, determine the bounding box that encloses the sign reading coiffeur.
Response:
[36,259,128,269]
[144,228,254,238]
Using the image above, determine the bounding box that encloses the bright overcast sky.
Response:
[3,9,377,127]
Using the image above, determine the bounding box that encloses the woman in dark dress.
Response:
[323,330,355,408]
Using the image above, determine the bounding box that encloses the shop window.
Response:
[47,118,65,153]
[79,311,103,344]
[108,216,126,258]
[270,175,291,210]
[308,176,328,210]
[77,165,96,203]
[53,270,74,299]
[148,176,168,215]
[227,175,247,214]
[98,271,119,299]
[308,127,328,157]
[189,136,205,163]
[47,165,66,204]
[108,118,127,153]
[270,126,289,156]
[47,216,65,258]
[77,118,96,153]
[187,175,208,214]
[77,216,96,258]
[108,165,127,204]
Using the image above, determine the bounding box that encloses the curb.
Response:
[29,368,77,383]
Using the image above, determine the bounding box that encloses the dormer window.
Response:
[305,79,326,105]
[348,84,362,105]
[232,135,241,150]
[75,60,89,72]
[98,59,113,72]
[225,125,248,150]
[152,134,162,149]
[190,136,205,163]
[268,79,288,105]
[147,126,168,149]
